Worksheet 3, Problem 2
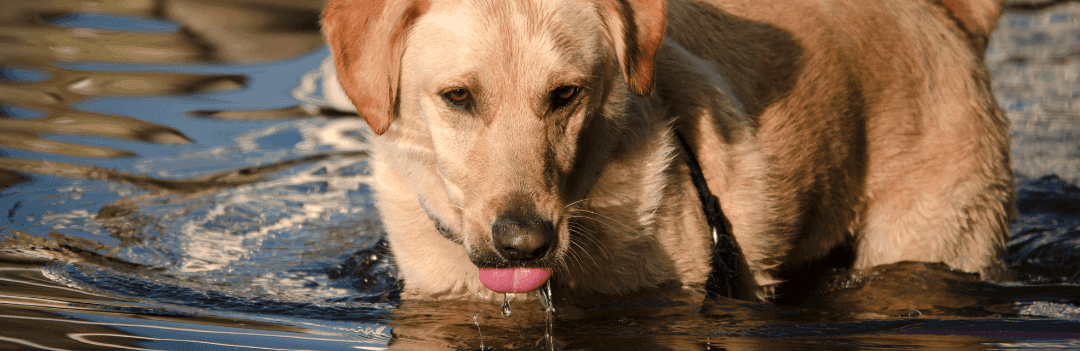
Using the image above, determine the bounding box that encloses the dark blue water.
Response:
[2,1,1079,350]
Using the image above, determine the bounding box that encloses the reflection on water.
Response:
[0,262,392,350]
[1,0,1080,349]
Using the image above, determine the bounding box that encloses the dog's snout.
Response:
[491,217,554,261]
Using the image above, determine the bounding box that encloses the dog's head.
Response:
[324,0,667,293]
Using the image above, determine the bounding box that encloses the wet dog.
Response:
[321,0,1013,301]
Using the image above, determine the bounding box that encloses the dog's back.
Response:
[658,0,1012,295]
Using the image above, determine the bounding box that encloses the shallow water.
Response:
[1,1,1079,350]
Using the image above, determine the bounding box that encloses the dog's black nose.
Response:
[491,216,553,261]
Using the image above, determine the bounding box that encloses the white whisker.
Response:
[567,233,599,271]
[566,216,617,261]
[562,198,588,211]
[568,208,642,237]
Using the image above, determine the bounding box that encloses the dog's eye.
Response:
[550,86,579,109]
[443,88,471,107]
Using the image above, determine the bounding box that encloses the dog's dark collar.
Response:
[422,204,461,243]
[674,131,741,299]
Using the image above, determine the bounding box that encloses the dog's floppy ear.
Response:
[599,0,666,96]
[322,0,430,135]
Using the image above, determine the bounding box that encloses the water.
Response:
[474,313,489,350]
[537,281,557,350]
[1,0,1080,349]
[503,293,513,317]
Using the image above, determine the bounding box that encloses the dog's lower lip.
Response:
[477,267,551,293]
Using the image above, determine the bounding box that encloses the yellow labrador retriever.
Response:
[321,0,1013,301]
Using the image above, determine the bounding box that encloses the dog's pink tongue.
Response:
[478,268,551,293]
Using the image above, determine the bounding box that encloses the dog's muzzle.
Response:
[475,214,556,293]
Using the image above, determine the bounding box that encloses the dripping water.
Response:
[537,280,554,315]
[501,293,511,317]
[472,313,486,350]
[536,280,557,350]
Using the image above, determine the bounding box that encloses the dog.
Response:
[320,0,1014,302]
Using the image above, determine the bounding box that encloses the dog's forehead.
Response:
[409,0,603,82]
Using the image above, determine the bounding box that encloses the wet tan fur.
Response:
[322,0,1013,301]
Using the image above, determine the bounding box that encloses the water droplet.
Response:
[536,280,555,316]
[501,293,512,317]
